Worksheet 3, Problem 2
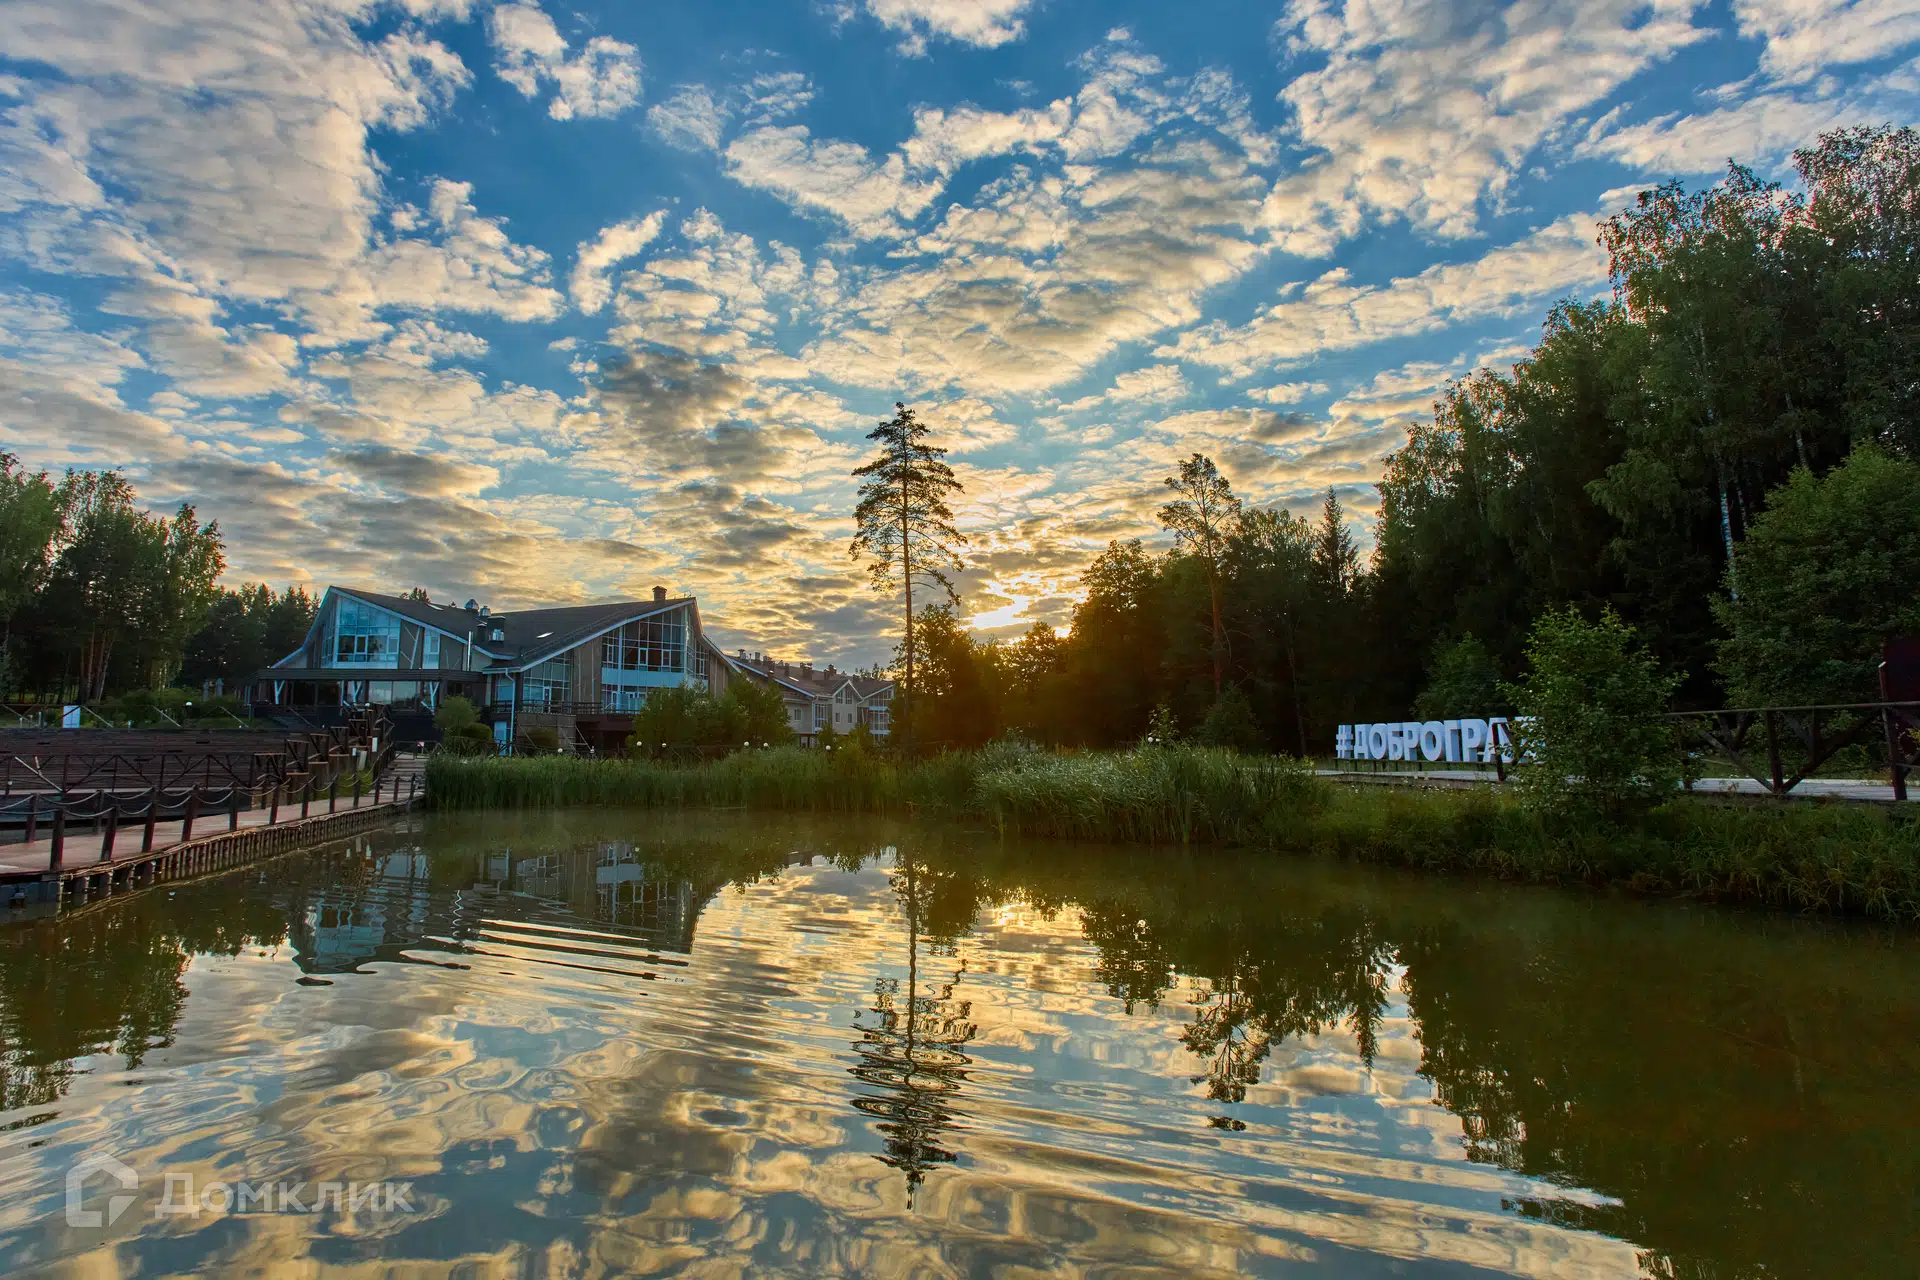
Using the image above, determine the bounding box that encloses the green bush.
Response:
[1504,606,1681,822]
[1193,688,1265,753]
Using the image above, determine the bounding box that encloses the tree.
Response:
[852,403,966,754]
[1712,444,1920,705]
[0,456,58,691]
[41,472,152,701]
[897,605,999,749]
[1414,635,1504,720]
[1159,453,1241,697]
[134,502,225,689]
[1504,607,1681,822]
[728,678,795,746]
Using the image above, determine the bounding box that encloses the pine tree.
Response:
[851,403,966,753]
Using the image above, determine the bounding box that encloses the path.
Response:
[1319,768,1904,804]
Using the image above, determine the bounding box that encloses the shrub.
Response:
[1193,688,1265,754]
[1503,606,1681,822]
[435,696,480,733]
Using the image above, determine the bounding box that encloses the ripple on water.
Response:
[0,809,1913,1278]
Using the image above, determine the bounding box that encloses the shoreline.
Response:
[424,748,1920,922]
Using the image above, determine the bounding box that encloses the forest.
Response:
[897,125,1920,754]
[0,459,313,707]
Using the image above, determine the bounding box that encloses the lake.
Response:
[0,809,1913,1277]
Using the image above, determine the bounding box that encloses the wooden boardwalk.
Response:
[0,753,430,908]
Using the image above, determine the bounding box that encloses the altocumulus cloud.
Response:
[0,0,1912,661]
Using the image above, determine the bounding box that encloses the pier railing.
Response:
[0,753,418,873]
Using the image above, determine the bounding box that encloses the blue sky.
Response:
[2,0,1915,663]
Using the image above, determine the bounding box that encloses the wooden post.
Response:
[1888,706,1911,804]
[100,797,117,861]
[353,770,362,808]
[270,785,280,825]
[49,806,64,871]
[23,795,37,848]
[301,780,310,819]
[329,774,338,813]
[228,788,240,831]
[143,789,159,852]
[181,788,199,843]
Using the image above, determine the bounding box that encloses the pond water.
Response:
[0,810,1914,1278]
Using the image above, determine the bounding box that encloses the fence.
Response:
[1667,701,1918,800]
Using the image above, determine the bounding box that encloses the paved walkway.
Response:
[1319,768,1904,803]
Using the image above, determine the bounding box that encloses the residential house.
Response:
[714,650,893,742]
[251,585,727,752]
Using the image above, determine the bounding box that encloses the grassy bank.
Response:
[425,745,1920,919]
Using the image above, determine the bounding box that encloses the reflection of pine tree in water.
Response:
[1181,954,1273,1107]
[848,855,978,1204]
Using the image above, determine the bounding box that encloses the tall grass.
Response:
[426,745,1920,919]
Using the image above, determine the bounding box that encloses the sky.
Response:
[1,0,1916,665]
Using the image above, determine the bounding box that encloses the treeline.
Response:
[0,456,315,704]
[903,124,1920,752]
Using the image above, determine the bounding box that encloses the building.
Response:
[713,650,893,742]
[251,584,723,751]
[249,585,891,751]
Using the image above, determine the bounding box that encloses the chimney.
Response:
[800,662,812,679]
[827,664,837,677]
[478,605,491,619]
[652,585,667,602]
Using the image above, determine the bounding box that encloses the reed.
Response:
[425,747,1920,919]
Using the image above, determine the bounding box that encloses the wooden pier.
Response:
[0,753,428,909]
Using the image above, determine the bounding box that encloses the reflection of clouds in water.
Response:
[0,844,1646,1277]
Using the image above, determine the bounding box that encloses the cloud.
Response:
[1249,381,1329,405]
[724,126,943,238]
[1062,364,1188,412]
[649,84,730,151]
[1266,0,1709,247]
[328,444,500,496]
[1733,0,1920,81]
[490,2,641,120]
[1162,211,1610,377]
[862,0,1037,54]
[572,211,668,314]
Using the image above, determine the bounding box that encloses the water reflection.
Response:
[0,809,1912,1277]
[850,854,979,1201]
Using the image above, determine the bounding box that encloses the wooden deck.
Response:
[0,754,428,908]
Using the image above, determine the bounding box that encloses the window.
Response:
[867,706,890,732]
[814,702,828,730]
[522,659,570,709]
[333,597,401,666]
[600,609,688,673]
[424,633,441,669]
[602,683,650,712]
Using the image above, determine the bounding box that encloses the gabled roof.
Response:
[722,651,893,700]
[299,587,699,671]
